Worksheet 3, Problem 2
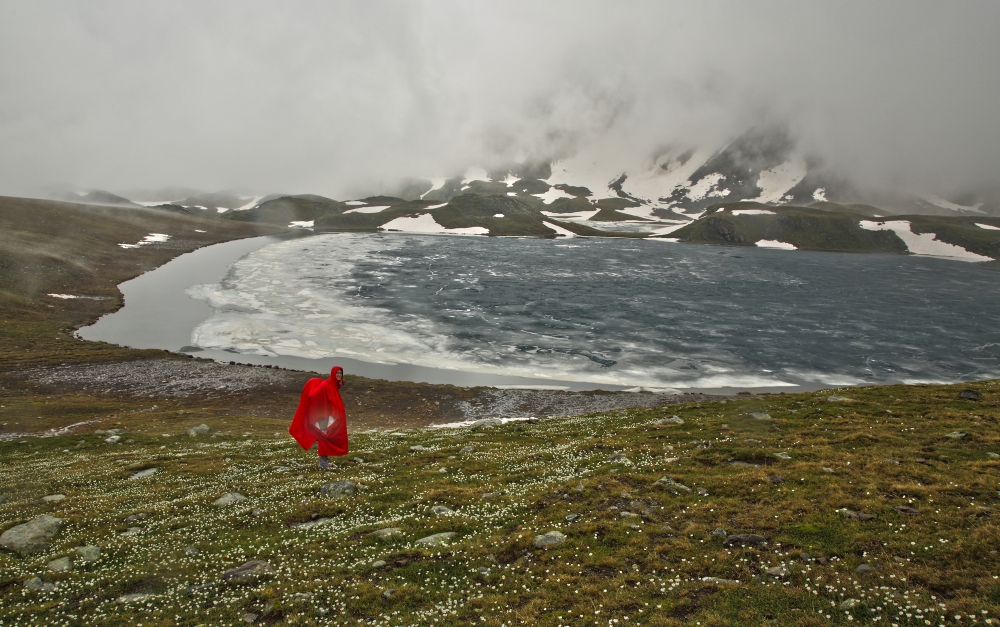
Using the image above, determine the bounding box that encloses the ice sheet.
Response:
[755,240,797,250]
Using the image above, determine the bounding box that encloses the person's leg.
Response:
[318,455,329,469]
[317,439,333,469]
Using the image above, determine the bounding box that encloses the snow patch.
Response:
[493,214,505,218]
[502,173,518,187]
[748,156,807,204]
[975,223,1000,231]
[343,205,391,214]
[119,233,170,249]
[345,200,367,206]
[420,178,447,199]
[542,221,577,238]
[755,240,797,250]
[424,203,448,210]
[541,209,601,221]
[379,213,488,235]
[686,173,728,202]
[461,167,490,185]
[507,192,517,196]
[289,221,314,228]
[732,209,776,216]
[921,193,984,214]
[648,223,690,237]
[535,187,576,205]
[813,188,827,202]
[859,220,991,262]
[233,195,263,211]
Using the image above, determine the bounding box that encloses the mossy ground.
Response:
[2,383,1000,626]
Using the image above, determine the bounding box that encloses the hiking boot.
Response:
[318,456,330,470]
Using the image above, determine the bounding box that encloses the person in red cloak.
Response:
[289,366,348,469]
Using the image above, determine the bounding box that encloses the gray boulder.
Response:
[723,534,767,547]
[656,416,684,425]
[750,412,771,420]
[130,468,158,480]
[371,527,403,539]
[319,481,356,498]
[430,505,455,516]
[471,418,502,428]
[827,395,854,402]
[653,476,692,494]
[213,493,246,507]
[607,454,632,465]
[415,532,457,547]
[76,545,102,563]
[23,577,56,592]
[47,556,73,572]
[766,565,789,578]
[1,515,63,555]
[41,494,66,503]
[533,531,567,548]
[222,560,275,584]
[187,424,211,436]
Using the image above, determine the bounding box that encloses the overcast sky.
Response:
[1,1,998,199]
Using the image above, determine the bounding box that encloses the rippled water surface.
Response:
[186,233,1000,390]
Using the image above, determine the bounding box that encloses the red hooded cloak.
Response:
[289,366,348,456]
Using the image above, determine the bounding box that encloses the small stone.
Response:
[894,505,922,515]
[839,598,859,610]
[221,560,275,584]
[214,492,246,507]
[251,508,265,517]
[371,560,387,568]
[23,576,56,592]
[710,527,727,536]
[656,416,684,425]
[47,556,72,572]
[415,532,457,547]
[723,534,767,547]
[696,488,709,496]
[41,494,66,503]
[187,424,211,436]
[773,452,791,460]
[945,430,968,439]
[573,484,584,492]
[477,567,491,575]
[822,467,835,473]
[104,435,121,444]
[565,514,580,522]
[76,545,101,563]
[855,564,874,575]
[915,458,932,465]
[619,511,638,519]
[750,412,771,420]
[839,509,876,521]
[533,531,567,548]
[118,593,152,603]
[958,389,981,401]
[607,453,632,465]
[729,461,760,468]
[987,452,1000,459]
[653,476,692,494]
[184,546,200,556]
[382,589,396,599]
[430,505,455,516]
[121,527,143,536]
[767,474,785,484]
[319,481,356,498]
[371,527,404,539]
[471,418,502,428]
[438,467,448,473]
[242,613,258,624]
[766,566,788,578]
[702,576,739,585]
[885,459,900,464]
[409,445,429,452]
[459,446,474,453]
[129,468,158,480]
[827,395,854,402]
[1,515,63,554]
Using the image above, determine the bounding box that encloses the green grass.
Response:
[3,383,1000,626]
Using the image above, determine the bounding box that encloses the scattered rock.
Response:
[187,424,211,436]
[653,476,692,494]
[242,613,258,624]
[23,577,55,592]
[839,509,876,521]
[118,593,152,603]
[371,528,403,539]
[222,561,275,584]
[973,506,994,518]
[607,453,632,465]
[477,567,491,576]
[120,527,143,536]
[987,452,1000,459]
[471,418,502,428]
[565,514,580,522]
[711,528,727,537]
[291,518,334,530]
[855,564,874,575]
[76,545,101,563]
[214,492,246,507]
[129,468,158,480]
[371,560,387,568]
[696,488,709,496]
[702,576,739,585]
[750,412,771,420]
[104,435,121,444]
[319,481,356,498]
[885,459,900,465]
[723,534,767,548]
[945,431,968,439]
[958,389,981,401]
[431,505,455,516]
[619,511,638,519]
[767,474,785,484]
[822,467,835,473]
[894,506,922,516]
[766,566,789,578]
[251,508,265,517]
[827,395,854,402]
[415,532,457,547]
[839,598,859,610]
[729,461,760,468]
[1,515,63,554]
[533,531,566,548]
[47,556,72,572]
[382,589,396,599]
[409,445,429,452]
[459,446,474,453]
[656,416,684,425]
[773,452,791,460]
[41,494,66,503]
[184,546,200,556]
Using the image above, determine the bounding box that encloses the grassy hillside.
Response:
[2,382,999,626]
[673,203,906,254]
